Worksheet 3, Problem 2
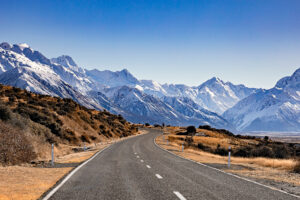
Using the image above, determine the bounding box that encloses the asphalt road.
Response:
[46,129,299,200]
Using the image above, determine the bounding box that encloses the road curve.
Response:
[45,129,299,200]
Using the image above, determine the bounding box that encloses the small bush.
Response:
[215,144,228,156]
[187,126,196,134]
[294,158,300,173]
[185,136,194,146]
[199,125,212,130]
[80,134,90,143]
[264,136,269,142]
[233,147,252,157]
[252,146,275,158]
[0,104,12,121]
[197,143,205,150]
[272,144,290,158]
[0,122,36,165]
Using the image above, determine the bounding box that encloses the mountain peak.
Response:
[0,42,32,51]
[0,42,12,50]
[292,67,300,78]
[50,55,85,73]
[200,77,224,87]
[18,43,30,50]
[51,55,78,67]
[120,68,129,73]
[275,67,300,89]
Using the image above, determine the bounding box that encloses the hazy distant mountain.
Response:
[223,68,300,132]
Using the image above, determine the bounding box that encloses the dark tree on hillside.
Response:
[187,126,196,135]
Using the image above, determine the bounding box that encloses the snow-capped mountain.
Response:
[86,69,139,88]
[137,78,257,114]
[51,55,85,74]
[195,77,258,114]
[50,56,97,94]
[103,86,232,128]
[223,68,300,132]
[161,96,231,128]
[0,43,102,110]
[0,41,262,130]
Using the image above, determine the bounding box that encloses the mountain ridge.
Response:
[2,42,298,131]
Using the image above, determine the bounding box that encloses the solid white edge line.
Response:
[42,133,146,200]
[43,145,111,200]
[146,165,151,168]
[155,174,163,179]
[154,135,300,199]
[173,191,187,200]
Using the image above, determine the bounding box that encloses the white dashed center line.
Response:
[146,165,151,169]
[173,191,186,200]
[134,153,137,155]
[155,174,163,179]
[140,160,144,163]
[137,156,140,158]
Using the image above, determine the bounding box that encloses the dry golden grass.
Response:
[157,134,300,186]
[0,166,72,200]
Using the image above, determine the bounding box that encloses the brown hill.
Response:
[0,84,138,165]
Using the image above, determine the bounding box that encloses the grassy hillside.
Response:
[0,84,138,165]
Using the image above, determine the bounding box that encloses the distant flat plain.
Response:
[243,132,300,143]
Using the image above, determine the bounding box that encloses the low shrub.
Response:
[187,126,196,135]
[198,125,234,137]
[80,134,90,143]
[294,158,300,173]
[233,147,251,157]
[0,122,36,165]
[0,104,12,121]
[252,146,275,158]
[214,144,228,156]
[197,143,205,150]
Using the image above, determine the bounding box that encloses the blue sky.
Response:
[0,0,300,88]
